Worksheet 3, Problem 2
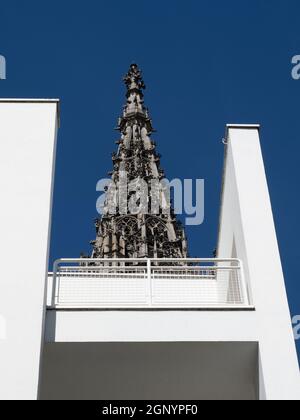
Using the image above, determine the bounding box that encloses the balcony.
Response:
[47,258,251,309]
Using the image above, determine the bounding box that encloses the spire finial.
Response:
[123,63,146,91]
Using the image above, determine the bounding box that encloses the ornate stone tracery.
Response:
[89,64,188,260]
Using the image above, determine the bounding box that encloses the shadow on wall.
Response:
[39,341,259,400]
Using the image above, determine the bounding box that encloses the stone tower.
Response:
[90,64,188,259]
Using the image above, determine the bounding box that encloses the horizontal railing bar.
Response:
[56,274,147,278]
[51,305,255,310]
[54,258,242,264]
[59,265,147,273]
[56,266,237,271]
[151,266,239,270]
[53,303,240,306]
[150,258,241,263]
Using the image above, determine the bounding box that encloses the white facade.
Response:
[218,125,300,399]
[0,101,298,400]
[0,100,59,400]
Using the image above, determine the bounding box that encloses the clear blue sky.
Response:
[1,0,299,360]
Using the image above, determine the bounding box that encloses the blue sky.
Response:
[0,0,299,360]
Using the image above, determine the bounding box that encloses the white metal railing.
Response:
[48,258,251,309]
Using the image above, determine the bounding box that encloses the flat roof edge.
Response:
[0,98,61,127]
[226,124,260,128]
[0,98,60,103]
[225,124,260,139]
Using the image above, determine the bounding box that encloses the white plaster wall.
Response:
[218,125,300,400]
[0,100,58,400]
[45,309,258,343]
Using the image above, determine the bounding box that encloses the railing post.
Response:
[147,258,152,306]
[53,260,61,307]
[238,259,249,306]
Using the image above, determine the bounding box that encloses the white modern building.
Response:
[0,98,299,400]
